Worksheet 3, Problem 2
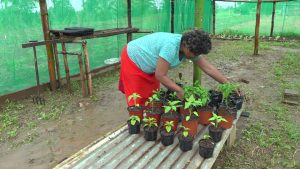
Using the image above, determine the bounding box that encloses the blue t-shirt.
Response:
[127,32,184,74]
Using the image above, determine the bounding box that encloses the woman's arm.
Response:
[155,57,184,100]
[195,57,229,84]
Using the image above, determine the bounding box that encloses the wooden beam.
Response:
[22,28,139,48]
[213,0,216,35]
[254,0,262,55]
[270,2,276,37]
[127,0,132,42]
[39,0,57,90]
[171,0,175,33]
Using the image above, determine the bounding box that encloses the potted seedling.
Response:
[178,125,193,152]
[199,134,215,158]
[143,117,158,141]
[192,84,212,125]
[181,95,199,137]
[160,121,175,146]
[217,83,241,128]
[127,93,143,121]
[161,100,182,131]
[145,91,163,124]
[127,115,141,134]
[208,113,227,142]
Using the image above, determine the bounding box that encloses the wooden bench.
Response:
[54,109,242,169]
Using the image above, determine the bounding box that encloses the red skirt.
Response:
[118,45,160,107]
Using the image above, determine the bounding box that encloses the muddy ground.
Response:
[0,40,299,169]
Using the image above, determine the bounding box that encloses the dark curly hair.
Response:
[181,29,212,55]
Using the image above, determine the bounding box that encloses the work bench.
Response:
[22,27,140,97]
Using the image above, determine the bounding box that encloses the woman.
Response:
[118,29,229,106]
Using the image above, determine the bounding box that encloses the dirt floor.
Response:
[0,40,299,169]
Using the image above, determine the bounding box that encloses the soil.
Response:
[0,39,299,169]
[199,139,215,148]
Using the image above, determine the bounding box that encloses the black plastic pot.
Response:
[209,125,224,142]
[178,134,193,152]
[209,90,223,108]
[199,139,215,158]
[229,92,244,110]
[144,127,158,141]
[127,120,140,134]
[160,130,174,146]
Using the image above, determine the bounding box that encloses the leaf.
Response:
[165,107,171,113]
[193,111,199,117]
[166,126,171,133]
[183,131,188,137]
[211,122,216,127]
[186,115,190,121]
[131,119,136,125]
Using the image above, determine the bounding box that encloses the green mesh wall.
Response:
[0,0,195,96]
[203,0,300,36]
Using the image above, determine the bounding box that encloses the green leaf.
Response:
[131,119,136,125]
[193,111,199,117]
[183,131,188,137]
[165,107,171,113]
[186,115,190,121]
[166,126,171,133]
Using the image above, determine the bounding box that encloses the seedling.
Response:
[180,125,191,137]
[184,95,199,121]
[167,91,178,101]
[217,83,239,104]
[164,121,174,133]
[163,100,182,114]
[203,134,211,140]
[145,90,160,108]
[128,93,141,107]
[129,115,140,126]
[208,113,227,128]
[143,117,158,128]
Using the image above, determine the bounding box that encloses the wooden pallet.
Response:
[54,109,242,169]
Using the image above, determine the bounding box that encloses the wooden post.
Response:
[77,54,87,97]
[82,41,92,96]
[212,0,216,35]
[127,0,132,42]
[193,0,205,84]
[226,124,237,148]
[61,42,71,92]
[52,42,61,87]
[171,0,175,33]
[254,0,262,55]
[270,2,276,37]
[39,0,57,90]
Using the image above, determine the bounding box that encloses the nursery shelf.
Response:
[54,109,242,169]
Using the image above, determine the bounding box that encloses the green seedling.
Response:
[184,95,199,121]
[164,121,174,133]
[129,115,140,126]
[163,100,182,114]
[208,113,227,128]
[203,134,211,140]
[128,93,141,107]
[143,117,158,128]
[145,91,160,108]
[180,125,190,137]
[217,83,239,104]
